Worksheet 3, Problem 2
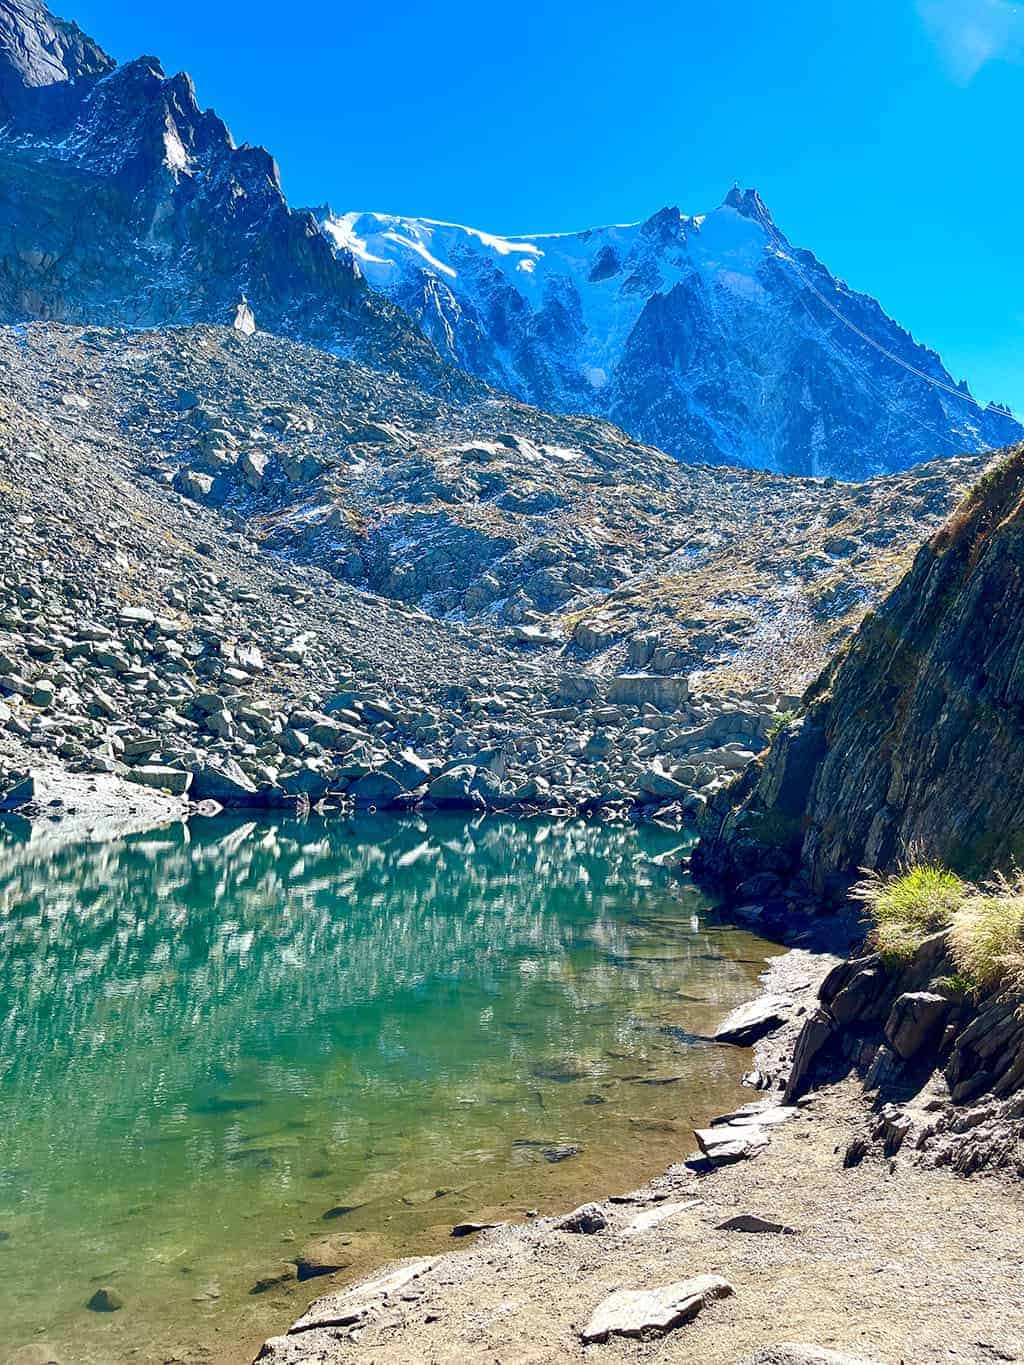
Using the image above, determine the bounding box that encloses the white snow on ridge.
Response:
[322,202,773,377]
[315,194,1023,476]
[163,119,192,175]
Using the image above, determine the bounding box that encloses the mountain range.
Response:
[321,198,1021,477]
[0,0,1019,478]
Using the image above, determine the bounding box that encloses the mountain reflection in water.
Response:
[0,812,768,1365]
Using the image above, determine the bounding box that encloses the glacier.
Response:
[321,189,1021,478]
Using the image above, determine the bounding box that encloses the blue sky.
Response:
[70,0,1023,413]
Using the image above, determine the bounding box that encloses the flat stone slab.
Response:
[581,1273,733,1343]
[714,994,792,1045]
[624,1198,702,1235]
[288,1258,434,1333]
[712,1103,797,1129]
[695,1123,770,1164]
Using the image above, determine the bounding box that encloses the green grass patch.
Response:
[853,862,1024,994]
[852,864,968,964]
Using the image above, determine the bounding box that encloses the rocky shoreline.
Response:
[249,898,1023,1365]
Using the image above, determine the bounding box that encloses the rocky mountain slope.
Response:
[694,441,1024,895]
[0,320,981,819]
[323,195,1022,477]
[0,0,438,374]
[1,0,1018,481]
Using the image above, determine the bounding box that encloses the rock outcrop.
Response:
[0,1,438,376]
[694,443,1024,896]
[783,930,1024,1176]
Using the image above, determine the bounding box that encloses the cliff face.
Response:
[694,443,1024,896]
[0,4,442,379]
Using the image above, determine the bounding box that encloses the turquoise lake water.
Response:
[0,812,772,1364]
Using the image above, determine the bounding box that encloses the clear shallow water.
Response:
[0,813,772,1364]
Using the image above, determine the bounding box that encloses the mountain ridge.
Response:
[0,0,446,381]
[0,0,1020,479]
[321,192,1022,477]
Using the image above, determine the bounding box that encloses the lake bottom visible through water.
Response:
[0,811,774,1364]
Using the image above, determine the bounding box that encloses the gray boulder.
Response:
[190,759,262,806]
[715,994,792,1046]
[581,1274,732,1343]
[126,766,192,796]
[429,765,481,807]
[884,991,950,1061]
[348,771,406,807]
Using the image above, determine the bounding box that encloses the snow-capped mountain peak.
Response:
[320,195,1021,476]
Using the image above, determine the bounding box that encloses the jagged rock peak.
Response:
[0,0,114,129]
[723,184,775,227]
[0,0,444,376]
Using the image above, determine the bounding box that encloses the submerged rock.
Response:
[86,1287,123,1312]
[294,1235,352,1281]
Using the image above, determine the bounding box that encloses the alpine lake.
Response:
[0,811,775,1364]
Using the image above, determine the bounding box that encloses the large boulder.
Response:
[347,771,406,808]
[126,766,192,796]
[607,673,690,708]
[429,765,481,808]
[189,759,263,806]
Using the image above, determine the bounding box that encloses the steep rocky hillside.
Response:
[2,322,982,679]
[0,321,979,818]
[0,0,437,374]
[694,442,1024,896]
[324,195,1022,477]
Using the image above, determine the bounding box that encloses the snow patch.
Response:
[163,122,191,175]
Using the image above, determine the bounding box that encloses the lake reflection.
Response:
[0,813,769,1364]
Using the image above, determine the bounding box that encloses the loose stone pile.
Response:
[0,544,788,816]
[0,320,982,819]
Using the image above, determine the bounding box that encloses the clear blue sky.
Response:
[69,0,1023,413]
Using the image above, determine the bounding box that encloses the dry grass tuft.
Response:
[854,861,1024,995]
[949,870,1024,994]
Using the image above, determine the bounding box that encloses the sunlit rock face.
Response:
[0,0,114,132]
[0,2,436,375]
[323,193,1022,477]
